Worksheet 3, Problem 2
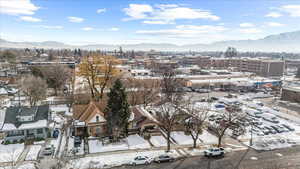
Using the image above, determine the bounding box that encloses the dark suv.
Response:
[154,155,175,163]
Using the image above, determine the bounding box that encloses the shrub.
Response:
[4,140,11,145]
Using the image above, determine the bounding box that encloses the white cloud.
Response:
[239,28,262,34]
[123,4,153,20]
[68,16,84,23]
[96,8,106,14]
[265,22,285,27]
[37,25,63,29]
[136,25,226,37]
[0,0,39,15]
[123,4,219,23]
[19,16,42,22]
[265,12,282,18]
[109,27,119,31]
[156,4,179,9]
[82,27,94,31]
[143,20,171,24]
[280,5,300,17]
[239,23,254,28]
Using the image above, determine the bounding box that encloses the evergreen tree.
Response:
[225,47,238,58]
[105,79,130,141]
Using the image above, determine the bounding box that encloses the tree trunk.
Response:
[167,131,171,152]
[54,87,58,96]
[218,136,222,147]
[193,138,197,148]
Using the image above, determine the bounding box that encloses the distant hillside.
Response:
[1,30,300,52]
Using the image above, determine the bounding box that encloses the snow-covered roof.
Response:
[1,123,17,131]
[19,120,47,130]
[1,120,48,131]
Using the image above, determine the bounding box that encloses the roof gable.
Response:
[77,101,106,123]
[88,113,106,123]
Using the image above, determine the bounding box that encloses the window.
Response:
[96,116,99,122]
[37,128,43,134]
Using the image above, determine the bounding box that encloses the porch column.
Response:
[43,128,47,138]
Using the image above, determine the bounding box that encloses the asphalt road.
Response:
[113,146,300,169]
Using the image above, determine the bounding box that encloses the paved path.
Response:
[17,145,30,163]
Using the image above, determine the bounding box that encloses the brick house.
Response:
[72,101,107,137]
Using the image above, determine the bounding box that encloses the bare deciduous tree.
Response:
[41,64,71,96]
[78,55,121,100]
[152,69,185,151]
[125,78,160,107]
[154,103,184,152]
[209,105,246,147]
[184,100,209,148]
[20,75,48,106]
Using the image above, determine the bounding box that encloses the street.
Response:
[113,146,300,169]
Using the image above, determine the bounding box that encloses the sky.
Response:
[0,0,300,45]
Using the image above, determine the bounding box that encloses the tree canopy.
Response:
[105,79,130,141]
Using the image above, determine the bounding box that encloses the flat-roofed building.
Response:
[282,86,300,103]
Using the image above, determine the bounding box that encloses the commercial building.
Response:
[282,86,300,103]
[210,58,284,77]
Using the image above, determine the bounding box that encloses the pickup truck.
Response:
[204,147,225,157]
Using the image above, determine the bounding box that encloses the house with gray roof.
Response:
[0,105,50,142]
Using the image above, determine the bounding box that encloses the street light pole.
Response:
[250,122,253,146]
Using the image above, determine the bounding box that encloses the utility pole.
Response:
[250,122,253,146]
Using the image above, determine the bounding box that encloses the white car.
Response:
[204,147,225,157]
[130,156,152,166]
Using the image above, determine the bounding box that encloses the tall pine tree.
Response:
[105,79,130,141]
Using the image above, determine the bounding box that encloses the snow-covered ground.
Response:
[0,162,36,169]
[183,148,204,156]
[88,134,150,153]
[126,134,151,149]
[171,131,197,145]
[0,143,24,163]
[170,131,218,146]
[67,150,178,169]
[50,106,67,129]
[198,130,218,145]
[150,135,168,147]
[88,139,128,154]
[25,145,41,161]
[50,104,72,117]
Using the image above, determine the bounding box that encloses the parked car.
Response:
[264,126,277,134]
[43,145,54,156]
[52,129,60,138]
[204,147,225,157]
[270,126,284,133]
[195,89,211,93]
[154,154,175,163]
[211,97,219,101]
[281,124,295,131]
[130,156,152,165]
[215,104,225,108]
[74,136,82,147]
[262,117,279,123]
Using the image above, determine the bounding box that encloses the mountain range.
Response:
[1,30,300,52]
